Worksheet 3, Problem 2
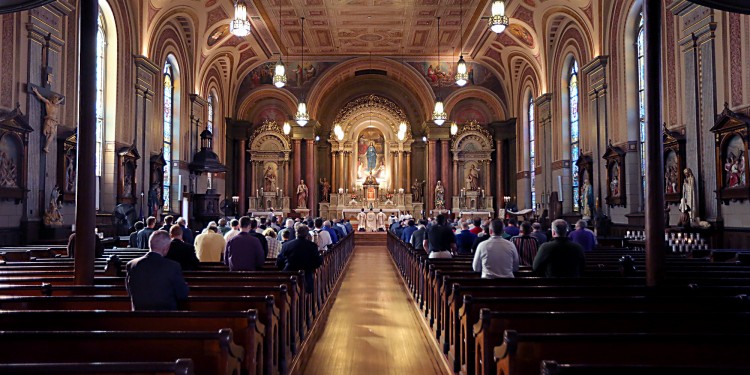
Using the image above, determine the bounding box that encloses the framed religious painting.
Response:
[663,125,686,204]
[117,143,139,205]
[711,104,750,203]
[0,105,32,203]
[602,141,626,207]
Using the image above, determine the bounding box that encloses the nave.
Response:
[301,236,448,375]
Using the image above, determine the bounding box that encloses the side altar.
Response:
[246,121,292,217]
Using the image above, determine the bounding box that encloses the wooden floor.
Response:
[300,244,449,375]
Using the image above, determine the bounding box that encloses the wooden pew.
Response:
[539,360,750,375]
[494,330,750,375]
[0,329,243,375]
[0,358,194,374]
[0,310,263,375]
[0,295,281,375]
[474,310,750,375]
[457,295,750,375]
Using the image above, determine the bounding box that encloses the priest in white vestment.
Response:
[366,209,378,232]
[376,209,388,231]
[356,208,367,232]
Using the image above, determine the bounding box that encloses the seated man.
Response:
[126,230,189,311]
[423,214,456,259]
[410,219,427,250]
[136,216,157,249]
[312,218,332,251]
[473,219,519,278]
[511,221,540,266]
[166,225,200,271]
[129,221,144,248]
[533,219,586,278]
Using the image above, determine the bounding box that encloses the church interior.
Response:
[1,0,750,373]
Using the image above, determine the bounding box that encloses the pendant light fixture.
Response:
[488,0,509,34]
[272,0,286,88]
[295,17,309,126]
[433,16,447,126]
[230,0,251,37]
[455,0,468,87]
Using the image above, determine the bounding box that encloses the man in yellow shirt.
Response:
[194,224,226,262]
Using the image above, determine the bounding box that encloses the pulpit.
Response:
[192,190,221,229]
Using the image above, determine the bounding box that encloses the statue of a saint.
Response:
[296,180,308,209]
[581,177,593,219]
[466,165,480,191]
[319,177,331,202]
[0,151,17,188]
[32,87,64,153]
[43,185,63,226]
[263,166,277,192]
[435,180,445,209]
[365,142,377,172]
[411,179,423,202]
[682,168,698,222]
[148,184,162,217]
[65,151,76,192]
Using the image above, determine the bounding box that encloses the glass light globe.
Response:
[295,102,309,126]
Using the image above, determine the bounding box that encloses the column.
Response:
[331,151,338,191]
[338,151,349,190]
[284,160,290,197]
[453,159,458,194]
[483,160,491,193]
[293,139,302,191]
[399,151,404,190]
[306,139,315,216]
[74,0,99,285]
[644,0,665,286]
[250,161,257,197]
[441,139,451,211]
[238,139,246,215]
[496,139,505,211]
[406,152,411,192]
[427,140,437,211]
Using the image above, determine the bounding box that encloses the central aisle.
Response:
[300,244,448,375]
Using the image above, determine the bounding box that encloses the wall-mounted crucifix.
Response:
[27,33,65,153]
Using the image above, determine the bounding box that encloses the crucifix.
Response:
[27,33,65,153]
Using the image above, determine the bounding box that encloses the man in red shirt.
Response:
[469,218,483,235]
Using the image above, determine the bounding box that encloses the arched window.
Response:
[163,63,174,213]
[529,96,536,209]
[637,12,646,202]
[95,12,105,178]
[207,94,214,134]
[569,60,580,212]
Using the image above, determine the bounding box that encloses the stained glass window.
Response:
[95,12,105,178]
[637,12,646,202]
[570,60,580,212]
[163,63,173,213]
[207,94,214,134]
[529,96,536,209]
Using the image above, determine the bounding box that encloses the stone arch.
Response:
[236,87,298,122]
[444,86,507,122]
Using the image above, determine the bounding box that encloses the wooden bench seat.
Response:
[494,331,750,375]
[0,329,243,375]
[0,310,265,375]
[474,310,750,375]
[454,294,750,375]
[539,360,750,375]
[0,295,282,374]
[0,358,194,374]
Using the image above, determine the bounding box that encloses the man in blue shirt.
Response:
[323,220,339,244]
[400,219,418,243]
[504,218,520,238]
[568,220,596,252]
[455,221,478,254]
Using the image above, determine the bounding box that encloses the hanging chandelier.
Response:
[272,0,286,88]
[455,0,468,86]
[230,0,251,37]
[295,17,309,126]
[433,16,447,126]
[488,0,509,34]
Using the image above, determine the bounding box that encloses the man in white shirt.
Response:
[224,219,241,242]
[473,219,519,278]
[312,218,332,251]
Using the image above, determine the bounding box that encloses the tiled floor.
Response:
[301,245,448,375]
